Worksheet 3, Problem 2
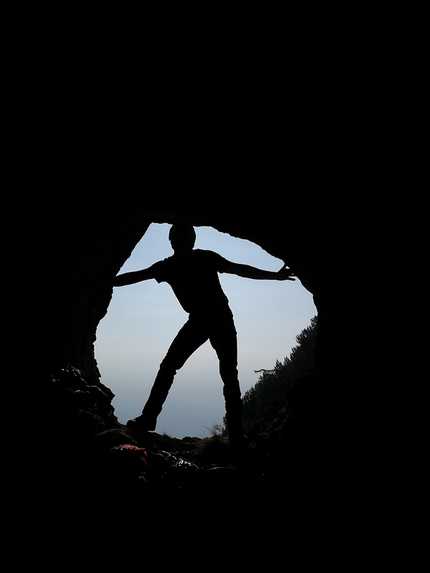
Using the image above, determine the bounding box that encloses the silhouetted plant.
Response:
[220,316,318,435]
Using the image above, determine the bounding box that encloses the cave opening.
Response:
[95,222,316,438]
[10,193,413,535]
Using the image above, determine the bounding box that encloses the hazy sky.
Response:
[95,223,316,438]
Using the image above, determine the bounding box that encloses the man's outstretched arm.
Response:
[111,267,156,286]
[224,262,295,281]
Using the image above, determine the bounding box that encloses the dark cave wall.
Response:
[17,206,152,382]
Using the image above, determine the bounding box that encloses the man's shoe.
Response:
[126,414,156,432]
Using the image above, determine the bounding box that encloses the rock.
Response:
[74,409,106,438]
[92,428,138,450]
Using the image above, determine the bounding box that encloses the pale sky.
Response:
[95,223,316,438]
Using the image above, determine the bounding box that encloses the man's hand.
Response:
[225,261,296,281]
[275,264,295,281]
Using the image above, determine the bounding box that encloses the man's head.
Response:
[169,223,196,253]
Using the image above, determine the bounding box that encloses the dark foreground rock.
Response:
[25,367,395,544]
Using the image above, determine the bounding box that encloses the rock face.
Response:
[10,189,423,541]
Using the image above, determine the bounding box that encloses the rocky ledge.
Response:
[29,366,318,532]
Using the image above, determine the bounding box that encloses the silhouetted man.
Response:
[110,223,295,445]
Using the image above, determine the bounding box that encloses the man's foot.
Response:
[126,414,156,433]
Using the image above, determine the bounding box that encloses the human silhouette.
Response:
[110,223,295,446]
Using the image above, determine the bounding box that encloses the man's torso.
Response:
[151,249,230,314]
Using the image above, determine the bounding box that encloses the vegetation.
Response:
[220,316,318,436]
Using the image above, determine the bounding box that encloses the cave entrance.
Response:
[95,223,316,438]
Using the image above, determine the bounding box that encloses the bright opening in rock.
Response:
[95,223,316,438]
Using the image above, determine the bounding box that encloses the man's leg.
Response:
[209,313,243,442]
[127,316,208,431]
